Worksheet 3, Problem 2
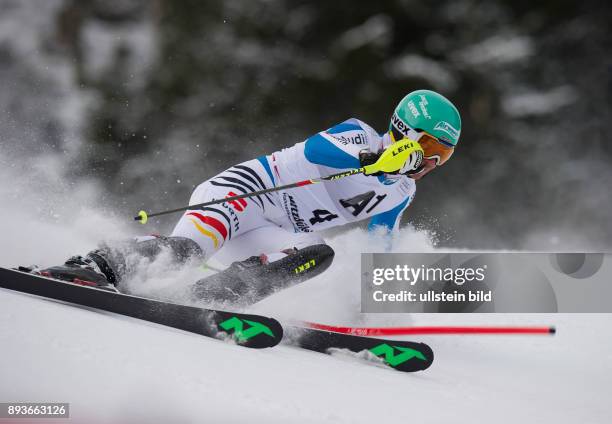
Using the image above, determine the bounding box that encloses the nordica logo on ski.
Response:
[369,343,427,367]
[219,317,275,342]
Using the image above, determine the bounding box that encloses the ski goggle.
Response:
[390,124,454,166]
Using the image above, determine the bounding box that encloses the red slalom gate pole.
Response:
[304,322,556,336]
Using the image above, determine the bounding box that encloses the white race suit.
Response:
[171,118,416,263]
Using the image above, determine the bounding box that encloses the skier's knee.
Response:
[192,243,334,305]
[131,235,203,262]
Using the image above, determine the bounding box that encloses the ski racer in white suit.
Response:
[41,90,462,305]
[170,117,415,260]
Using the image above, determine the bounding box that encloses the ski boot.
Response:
[193,243,335,305]
[33,254,119,293]
[27,236,203,293]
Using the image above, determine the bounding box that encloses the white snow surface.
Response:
[0,289,610,424]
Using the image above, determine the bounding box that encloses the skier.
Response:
[39,89,461,305]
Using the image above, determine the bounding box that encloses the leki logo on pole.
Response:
[369,343,427,367]
[328,169,360,180]
[219,317,275,341]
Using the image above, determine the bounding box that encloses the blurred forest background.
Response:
[1,0,611,250]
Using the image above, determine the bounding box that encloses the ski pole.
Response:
[134,138,423,224]
[302,322,557,336]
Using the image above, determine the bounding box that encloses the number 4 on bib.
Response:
[309,209,339,225]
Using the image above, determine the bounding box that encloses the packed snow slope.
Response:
[1,247,611,423]
[0,288,610,424]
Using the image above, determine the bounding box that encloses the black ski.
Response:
[0,267,282,349]
[287,326,434,372]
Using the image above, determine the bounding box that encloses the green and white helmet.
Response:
[389,90,461,165]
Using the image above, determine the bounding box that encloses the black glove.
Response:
[359,150,383,176]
